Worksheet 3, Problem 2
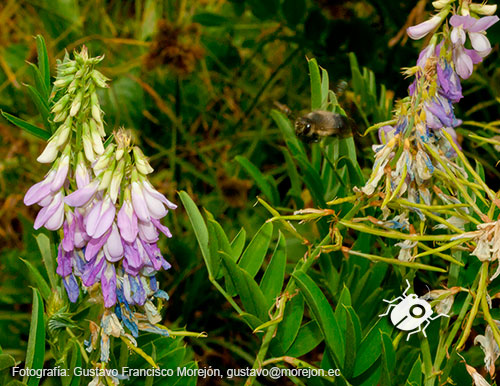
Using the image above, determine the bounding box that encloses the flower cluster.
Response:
[24,48,176,363]
[359,1,498,218]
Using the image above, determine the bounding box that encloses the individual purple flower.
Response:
[437,60,463,103]
[407,13,446,40]
[34,192,65,230]
[85,196,116,238]
[450,14,499,78]
[450,15,499,57]
[424,95,462,130]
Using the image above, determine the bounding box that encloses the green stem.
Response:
[456,262,489,350]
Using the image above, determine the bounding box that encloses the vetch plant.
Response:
[4,37,202,385]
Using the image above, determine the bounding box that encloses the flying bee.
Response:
[295,111,354,143]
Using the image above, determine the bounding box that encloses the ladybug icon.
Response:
[379,280,449,340]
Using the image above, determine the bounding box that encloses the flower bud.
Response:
[89,122,104,155]
[98,160,116,191]
[51,94,71,115]
[109,160,124,203]
[37,139,59,163]
[70,91,83,116]
[53,76,73,89]
[133,146,154,175]
[470,3,497,16]
[91,70,109,88]
[83,132,96,163]
[432,0,453,9]
[407,10,449,40]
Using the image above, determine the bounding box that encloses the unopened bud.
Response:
[98,160,116,190]
[91,70,109,88]
[108,160,124,203]
[70,91,83,116]
[133,146,154,175]
[432,0,453,9]
[82,133,95,163]
[93,144,115,174]
[470,3,497,15]
[37,139,59,163]
[51,94,71,114]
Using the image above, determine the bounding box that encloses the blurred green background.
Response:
[1,0,500,384]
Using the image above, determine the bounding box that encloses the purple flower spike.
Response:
[407,14,443,40]
[56,246,73,277]
[103,224,124,262]
[24,171,55,206]
[437,61,463,103]
[82,252,106,287]
[34,192,64,230]
[151,218,172,238]
[62,214,76,252]
[63,274,80,303]
[85,230,111,261]
[117,200,138,243]
[143,180,177,210]
[65,180,100,207]
[102,263,117,308]
[123,241,143,272]
[86,197,116,238]
[138,220,159,243]
[51,155,69,192]
[131,182,150,222]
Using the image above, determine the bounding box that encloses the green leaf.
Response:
[1,112,51,141]
[35,35,50,98]
[379,332,395,385]
[179,192,214,278]
[35,234,57,289]
[0,354,15,371]
[260,232,286,307]
[235,155,279,205]
[27,63,49,103]
[405,357,422,386]
[292,271,344,367]
[321,67,331,110]
[248,0,280,19]
[335,286,352,330]
[24,84,51,132]
[271,110,306,159]
[7,381,26,386]
[308,58,322,111]
[238,222,273,278]
[192,13,229,26]
[68,342,82,386]
[353,317,392,377]
[342,305,358,378]
[295,154,326,207]
[230,228,246,260]
[286,320,323,357]
[25,289,45,386]
[221,253,268,321]
[276,293,304,352]
[282,148,303,206]
[282,0,305,25]
[20,258,51,301]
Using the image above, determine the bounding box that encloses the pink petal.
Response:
[469,32,491,56]
[469,15,499,32]
[65,180,99,207]
[450,15,476,29]
[131,182,150,222]
[104,224,124,262]
[93,198,116,239]
[117,201,139,243]
[138,220,159,243]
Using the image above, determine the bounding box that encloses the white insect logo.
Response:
[379,280,449,340]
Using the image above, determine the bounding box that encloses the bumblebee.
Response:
[295,111,353,142]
